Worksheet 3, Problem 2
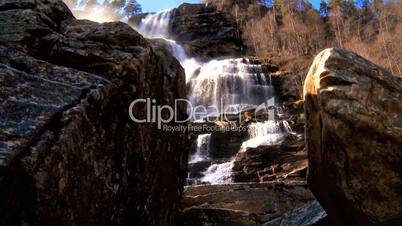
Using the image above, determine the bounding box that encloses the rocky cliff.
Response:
[304,48,402,225]
[170,3,245,60]
[0,0,188,225]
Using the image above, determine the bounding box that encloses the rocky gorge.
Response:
[0,0,401,226]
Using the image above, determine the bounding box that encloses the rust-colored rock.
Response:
[304,48,402,225]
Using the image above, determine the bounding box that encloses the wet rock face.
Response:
[171,3,244,60]
[0,0,188,225]
[304,48,402,225]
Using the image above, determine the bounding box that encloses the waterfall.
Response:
[138,10,172,38]
[137,12,274,111]
[136,9,291,185]
[188,58,274,119]
[64,3,296,185]
[190,133,234,184]
[136,10,201,79]
[189,134,211,164]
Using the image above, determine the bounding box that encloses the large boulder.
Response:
[304,48,402,225]
[0,0,188,225]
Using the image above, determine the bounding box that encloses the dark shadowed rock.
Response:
[0,0,188,225]
[304,48,402,225]
[171,3,245,60]
[209,128,248,159]
[180,181,315,226]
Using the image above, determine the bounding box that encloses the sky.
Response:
[137,0,322,13]
[137,0,202,13]
[310,0,321,8]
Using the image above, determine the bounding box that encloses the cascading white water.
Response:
[199,119,292,184]
[138,10,172,38]
[189,59,282,184]
[240,120,292,151]
[248,121,284,138]
[201,161,234,184]
[189,60,279,184]
[189,134,211,164]
[188,58,274,119]
[136,10,201,78]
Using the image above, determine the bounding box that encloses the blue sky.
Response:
[310,0,321,8]
[137,0,322,13]
[138,0,202,13]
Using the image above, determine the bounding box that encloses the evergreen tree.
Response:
[320,0,329,16]
[124,0,142,17]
